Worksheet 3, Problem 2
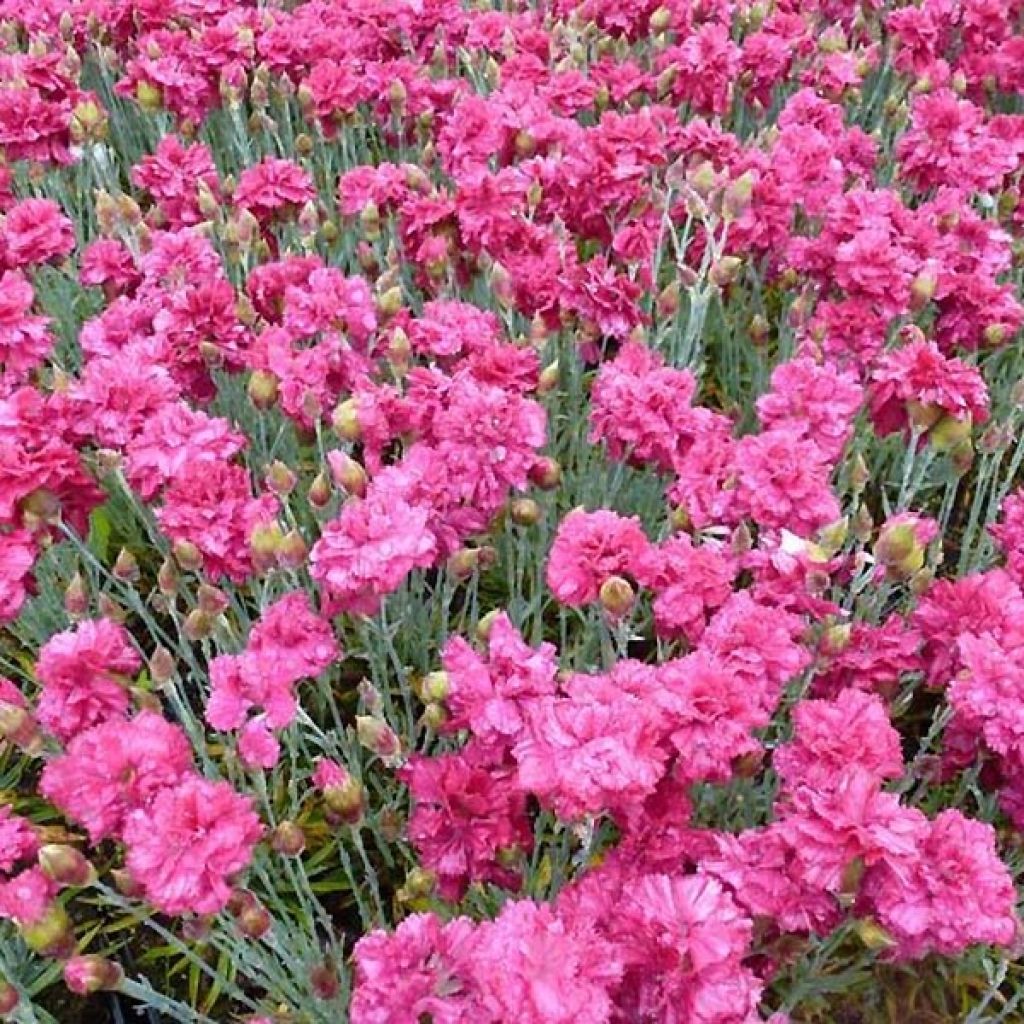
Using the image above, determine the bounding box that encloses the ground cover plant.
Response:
[2,0,1024,1021]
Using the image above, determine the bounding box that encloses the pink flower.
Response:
[1,198,74,268]
[732,426,841,535]
[862,809,1018,960]
[774,690,904,793]
[636,534,736,643]
[441,612,558,754]
[310,491,437,616]
[0,271,52,383]
[124,776,263,916]
[812,615,923,698]
[401,749,532,900]
[238,717,281,770]
[473,900,622,1024]
[0,805,38,874]
[156,461,278,584]
[0,528,35,624]
[0,866,56,925]
[589,342,701,472]
[755,356,863,462]
[991,489,1024,586]
[351,913,485,1024]
[233,158,314,223]
[35,619,141,742]
[546,509,650,607]
[40,711,193,842]
[868,337,989,438]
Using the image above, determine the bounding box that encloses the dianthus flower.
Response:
[40,711,193,842]
[546,509,650,607]
[350,913,485,1024]
[732,426,841,535]
[441,612,558,754]
[861,809,1018,960]
[310,490,438,616]
[0,198,75,268]
[123,776,263,916]
[473,900,622,1024]
[0,271,53,384]
[589,342,701,472]
[991,489,1024,586]
[774,690,903,793]
[156,461,279,583]
[0,804,38,874]
[868,337,989,438]
[232,158,314,223]
[812,615,924,698]
[635,534,736,643]
[755,356,863,462]
[126,402,246,500]
[35,619,141,742]
[0,528,35,624]
[401,748,532,900]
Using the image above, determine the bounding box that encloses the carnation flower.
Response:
[401,748,532,899]
[310,491,437,616]
[35,619,141,742]
[0,528,35,624]
[861,809,1018,960]
[40,711,193,842]
[123,776,263,916]
[546,509,650,607]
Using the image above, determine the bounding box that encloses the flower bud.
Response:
[21,906,73,957]
[135,80,162,112]
[149,646,175,687]
[332,399,361,441]
[509,498,541,526]
[447,548,482,580]
[63,955,122,995]
[183,608,213,642]
[0,703,41,754]
[39,844,94,888]
[265,461,297,496]
[64,572,88,618]
[599,575,635,617]
[97,594,127,623]
[397,866,436,902]
[196,584,227,615]
[0,978,18,1015]
[376,286,403,319]
[311,961,341,1001]
[657,282,680,318]
[528,457,562,490]
[874,514,936,580]
[929,413,972,453]
[248,370,279,410]
[327,451,367,497]
[649,5,671,31]
[475,609,501,644]
[250,522,285,571]
[538,361,560,394]
[421,702,447,730]
[722,171,755,221]
[420,671,449,702]
[356,716,401,759]
[324,777,366,824]
[173,540,203,573]
[270,821,306,857]
[278,530,308,570]
[157,557,178,595]
[232,895,272,940]
[854,918,895,951]
[710,256,743,288]
[308,471,333,509]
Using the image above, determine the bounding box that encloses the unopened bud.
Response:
[308,471,333,509]
[39,845,93,888]
[310,962,341,1001]
[270,821,306,857]
[63,955,122,995]
[538,361,560,394]
[421,702,446,730]
[722,171,755,221]
[599,575,635,617]
[265,460,297,496]
[327,451,367,496]
[332,399,361,441]
[420,670,449,702]
[448,548,481,580]
[649,5,671,31]
[356,716,401,758]
[183,608,213,641]
[248,370,279,410]
[97,594,126,623]
[509,498,541,526]
[197,583,228,615]
[0,978,18,1015]
[929,413,972,453]
[113,547,140,582]
[710,256,743,288]
[854,917,895,951]
[657,281,680,317]
[376,285,403,319]
[250,522,284,570]
[324,777,365,824]
[278,530,308,570]
[528,457,562,490]
[173,540,203,573]
[64,572,88,617]
[149,646,175,686]
[475,609,501,644]
[236,901,271,940]
[157,557,178,595]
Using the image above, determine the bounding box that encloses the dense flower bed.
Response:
[1,0,1024,1021]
